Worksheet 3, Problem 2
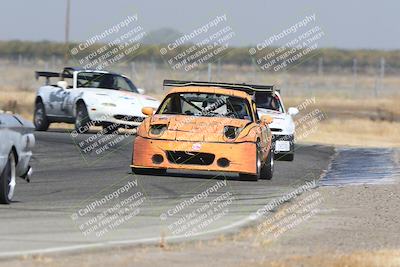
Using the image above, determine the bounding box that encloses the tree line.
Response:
[1,40,399,71]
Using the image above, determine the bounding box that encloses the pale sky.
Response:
[0,0,399,50]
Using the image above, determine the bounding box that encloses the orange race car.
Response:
[131,80,275,181]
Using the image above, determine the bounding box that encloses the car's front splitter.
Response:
[131,136,258,174]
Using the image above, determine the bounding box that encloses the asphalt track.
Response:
[0,130,334,257]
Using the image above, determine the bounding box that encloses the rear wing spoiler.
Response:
[163,80,277,95]
[35,71,73,85]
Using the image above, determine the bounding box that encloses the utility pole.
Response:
[380,57,385,92]
[352,58,357,90]
[374,57,385,97]
[64,0,71,65]
[251,57,257,82]
[318,57,323,76]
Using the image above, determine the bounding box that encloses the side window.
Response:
[159,94,181,114]
[62,70,74,88]
[114,76,132,91]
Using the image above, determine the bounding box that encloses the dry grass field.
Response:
[248,250,400,267]
[0,60,399,147]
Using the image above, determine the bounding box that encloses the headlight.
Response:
[150,124,167,136]
[224,126,240,140]
[101,103,116,107]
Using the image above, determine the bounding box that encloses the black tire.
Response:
[260,149,274,180]
[0,152,16,204]
[131,167,166,176]
[240,145,261,182]
[75,102,91,134]
[34,101,50,131]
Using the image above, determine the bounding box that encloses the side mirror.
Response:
[142,107,154,116]
[260,115,273,125]
[57,81,68,90]
[137,88,145,95]
[288,107,299,116]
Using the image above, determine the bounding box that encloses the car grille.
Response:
[270,128,282,132]
[167,151,215,165]
[272,134,293,142]
[113,115,145,122]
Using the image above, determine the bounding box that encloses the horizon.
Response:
[1,38,398,52]
[0,0,399,50]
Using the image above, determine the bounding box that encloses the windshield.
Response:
[255,92,283,112]
[157,93,253,121]
[76,72,138,93]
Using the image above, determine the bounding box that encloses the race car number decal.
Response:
[192,143,202,151]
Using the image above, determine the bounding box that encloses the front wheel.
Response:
[0,152,16,204]
[260,149,274,180]
[34,101,50,131]
[75,103,91,134]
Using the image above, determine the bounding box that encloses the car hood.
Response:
[257,108,294,133]
[0,113,35,135]
[82,88,160,107]
[257,108,287,119]
[147,115,251,142]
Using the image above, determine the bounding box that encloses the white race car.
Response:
[34,67,160,133]
[0,112,35,204]
[256,89,298,161]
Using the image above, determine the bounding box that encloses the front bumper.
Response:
[131,136,257,174]
[271,134,294,154]
[88,108,146,127]
[103,115,145,127]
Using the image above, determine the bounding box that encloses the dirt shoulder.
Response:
[3,174,400,267]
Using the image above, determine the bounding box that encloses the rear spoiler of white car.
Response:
[163,79,278,96]
[35,71,73,85]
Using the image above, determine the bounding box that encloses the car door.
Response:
[0,116,12,170]
[48,70,75,117]
[60,88,77,117]
[0,115,20,169]
[47,87,70,117]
